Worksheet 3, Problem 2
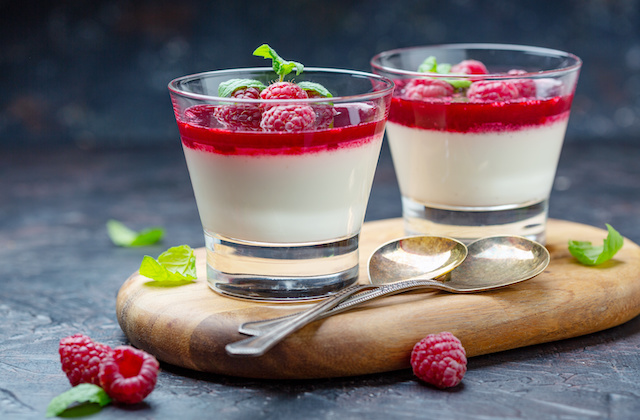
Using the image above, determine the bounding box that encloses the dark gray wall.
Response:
[2,0,639,149]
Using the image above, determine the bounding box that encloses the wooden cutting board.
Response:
[116,219,640,379]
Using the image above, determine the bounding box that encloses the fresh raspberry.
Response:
[99,346,159,404]
[403,79,454,100]
[466,80,521,102]
[259,82,308,110]
[59,334,114,386]
[451,59,489,75]
[333,102,377,127]
[184,105,217,128]
[260,104,316,132]
[410,332,467,389]
[214,87,262,131]
[507,69,537,98]
[306,90,337,129]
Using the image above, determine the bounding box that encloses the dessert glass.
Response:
[371,44,581,244]
[169,68,393,300]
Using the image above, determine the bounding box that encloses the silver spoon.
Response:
[225,235,549,357]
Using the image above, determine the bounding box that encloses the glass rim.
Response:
[370,43,582,78]
[168,67,395,104]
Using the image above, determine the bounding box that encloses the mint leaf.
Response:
[139,245,197,283]
[568,224,624,266]
[416,56,471,89]
[218,78,266,97]
[46,384,111,417]
[418,56,438,73]
[107,220,164,247]
[253,44,304,81]
[297,81,333,98]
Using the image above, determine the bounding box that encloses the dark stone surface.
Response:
[2,0,640,149]
[1,140,639,419]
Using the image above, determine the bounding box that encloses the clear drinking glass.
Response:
[168,68,394,300]
[371,44,581,244]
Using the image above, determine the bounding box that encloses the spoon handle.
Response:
[225,283,376,357]
[227,279,447,357]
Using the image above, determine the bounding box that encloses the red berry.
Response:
[451,59,489,75]
[99,346,159,404]
[260,82,308,110]
[403,79,454,100]
[507,69,537,97]
[410,332,467,389]
[260,104,316,132]
[59,334,114,386]
[467,80,521,102]
[184,105,217,128]
[306,90,337,129]
[333,102,377,127]
[214,87,262,131]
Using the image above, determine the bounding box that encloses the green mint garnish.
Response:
[253,44,304,81]
[417,56,471,89]
[107,219,164,247]
[568,224,624,266]
[296,81,333,98]
[46,384,111,417]
[139,245,197,283]
[218,78,267,97]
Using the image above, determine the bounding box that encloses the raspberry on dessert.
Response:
[466,80,522,102]
[306,90,337,129]
[451,59,489,75]
[260,104,316,132]
[98,346,159,405]
[333,102,377,127]
[403,79,455,100]
[214,87,263,131]
[184,105,218,128]
[259,82,308,110]
[59,334,114,387]
[507,69,537,98]
[410,331,467,389]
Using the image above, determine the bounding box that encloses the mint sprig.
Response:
[139,245,197,283]
[46,384,111,417]
[107,219,164,247]
[253,44,304,81]
[297,81,333,98]
[417,56,471,89]
[218,78,267,98]
[568,224,624,266]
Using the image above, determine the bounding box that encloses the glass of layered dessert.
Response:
[371,44,581,244]
[169,45,393,300]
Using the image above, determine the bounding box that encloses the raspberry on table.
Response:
[403,79,454,100]
[410,331,467,388]
[451,59,489,75]
[59,334,114,386]
[99,346,159,405]
[467,80,522,102]
[260,104,316,132]
[259,82,308,110]
[214,87,263,131]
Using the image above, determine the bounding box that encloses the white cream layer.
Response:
[386,120,568,209]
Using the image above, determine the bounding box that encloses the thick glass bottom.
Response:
[402,196,548,244]
[204,230,360,301]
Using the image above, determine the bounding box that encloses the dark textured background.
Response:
[2,0,640,150]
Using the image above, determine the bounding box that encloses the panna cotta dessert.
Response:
[169,45,393,300]
[372,44,581,242]
[178,104,385,243]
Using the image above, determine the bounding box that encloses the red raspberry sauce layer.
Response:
[178,115,386,157]
[388,95,574,133]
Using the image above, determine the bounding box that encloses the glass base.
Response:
[204,231,360,301]
[402,197,548,245]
